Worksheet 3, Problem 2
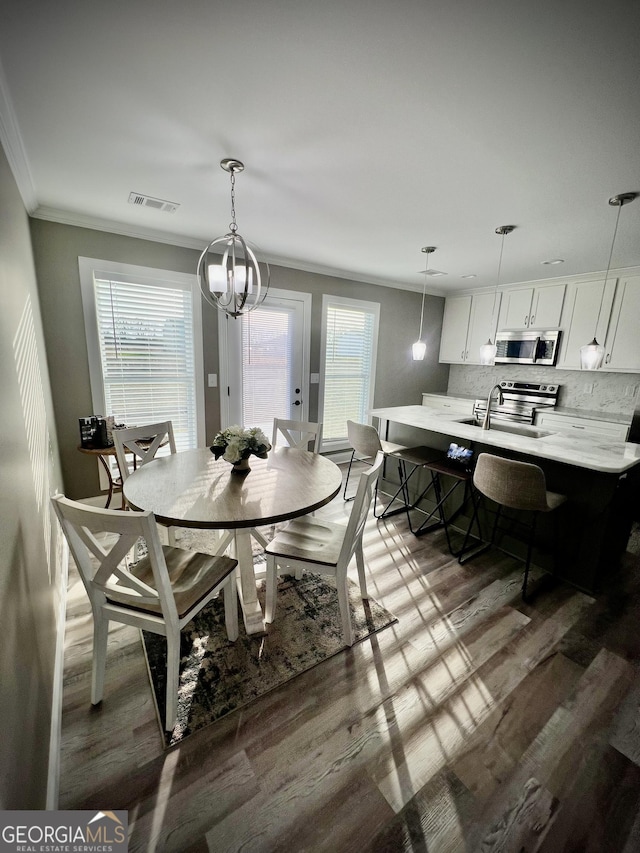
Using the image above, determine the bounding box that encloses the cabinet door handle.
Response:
[605,353,611,364]
[571,424,585,429]
[465,350,469,359]
[524,315,529,326]
[530,315,535,325]
[461,350,465,360]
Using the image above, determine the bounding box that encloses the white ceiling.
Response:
[1,0,639,295]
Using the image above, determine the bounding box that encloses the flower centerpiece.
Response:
[209,425,271,473]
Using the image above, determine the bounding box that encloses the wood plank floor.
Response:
[58,464,640,852]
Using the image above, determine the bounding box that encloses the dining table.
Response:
[122,446,343,635]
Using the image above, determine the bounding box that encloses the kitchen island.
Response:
[371,405,640,593]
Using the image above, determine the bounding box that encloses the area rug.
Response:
[142,572,398,747]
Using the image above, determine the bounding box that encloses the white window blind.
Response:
[241,305,293,436]
[80,259,204,453]
[320,297,380,444]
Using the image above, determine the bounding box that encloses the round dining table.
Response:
[123,446,343,634]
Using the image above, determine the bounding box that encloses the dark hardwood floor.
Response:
[59,463,640,852]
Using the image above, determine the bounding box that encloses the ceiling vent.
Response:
[418,268,447,277]
[128,192,179,213]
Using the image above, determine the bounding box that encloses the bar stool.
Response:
[459,452,567,602]
[343,420,414,518]
[392,446,480,556]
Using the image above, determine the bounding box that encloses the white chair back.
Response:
[346,420,383,458]
[272,418,323,453]
[113,421,176,481]
[337,451,384,570]
[52,496,178,622]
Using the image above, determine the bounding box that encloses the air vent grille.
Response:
[128,192,179,213]
[417,268,447,277]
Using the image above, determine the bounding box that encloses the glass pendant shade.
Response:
[479,339,497,366]
[580,337,605,370]
[412,340,427,361]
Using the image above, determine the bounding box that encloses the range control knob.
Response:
[541,385,547,391]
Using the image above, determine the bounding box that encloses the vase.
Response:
[231,457,251,474]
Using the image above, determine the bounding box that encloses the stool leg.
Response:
[343,450,356,502]
[522,512,538,602]
[458,490,489,564]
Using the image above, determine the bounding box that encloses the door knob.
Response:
[293,400,301,406]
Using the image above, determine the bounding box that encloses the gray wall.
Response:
[29,219,449,499]
[448,364,640,415]
[0,143,65,807]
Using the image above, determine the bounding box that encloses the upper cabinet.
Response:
[556,278,616,370]
[497,283,566,331]
[439,292,500,364]
[603,275,640,372]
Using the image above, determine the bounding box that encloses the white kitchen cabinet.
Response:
[498,283,566,331]
[439,292,499,364]
[535,410,629,441]
[555,277,616,370]
[602,275,640,372]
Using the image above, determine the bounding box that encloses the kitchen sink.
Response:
[455,418,553,439]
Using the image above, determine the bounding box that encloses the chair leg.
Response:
[165,631,180,731]
[223,571,239,641]
[91,611,109,705]
[265,554,278,624]
[522,512,538,603]
[337,578,354,647]
[355,543,368,599]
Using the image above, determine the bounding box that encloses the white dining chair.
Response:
[51,495,239,731]
[271,418,323,453]
[113,420,176,481]
[264,451,384,647]
[114,420,178,546]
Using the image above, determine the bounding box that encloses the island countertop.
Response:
[370,405,640,474]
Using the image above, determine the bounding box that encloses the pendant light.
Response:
[197,158,270,318]
[479,225,515,365]
[412,246,436,360]
[580,192,637,370]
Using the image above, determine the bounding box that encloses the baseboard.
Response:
[46,534,69,809]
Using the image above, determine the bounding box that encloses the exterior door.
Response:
[219,290,311,437]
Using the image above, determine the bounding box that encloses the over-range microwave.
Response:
[494,329,561,365]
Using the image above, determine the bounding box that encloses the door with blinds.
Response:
[221,291,310,437]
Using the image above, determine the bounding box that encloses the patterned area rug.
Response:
[142,572,397,748]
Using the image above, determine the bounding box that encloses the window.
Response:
[319,294,380,448]
[79,258,205,451]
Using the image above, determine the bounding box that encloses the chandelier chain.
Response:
[229,169,238,233]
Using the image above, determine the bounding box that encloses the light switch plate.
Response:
[208,373,217,387]
[310,373,319,384]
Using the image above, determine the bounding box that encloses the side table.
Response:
[77,445,126,508]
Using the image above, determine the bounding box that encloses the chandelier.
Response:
[197,159,270,318]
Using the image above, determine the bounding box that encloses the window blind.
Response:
[321,301,378,442]
[241,305,293,436]
[93,277,198,451]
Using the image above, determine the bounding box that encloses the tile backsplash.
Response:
[447,364,640,416]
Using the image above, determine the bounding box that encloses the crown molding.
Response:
[30,205,443,296]
[0,57,38,213]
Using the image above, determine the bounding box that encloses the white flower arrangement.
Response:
[210,425,271,464]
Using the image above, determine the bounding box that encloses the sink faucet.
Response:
[482,384,504,430]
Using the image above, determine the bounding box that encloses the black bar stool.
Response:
[392,445,482,557]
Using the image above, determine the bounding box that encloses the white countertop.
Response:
[370,405,640,474]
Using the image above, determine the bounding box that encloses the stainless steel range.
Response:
[472,381,560,425]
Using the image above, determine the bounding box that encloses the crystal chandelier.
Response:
[197,159,270,318]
